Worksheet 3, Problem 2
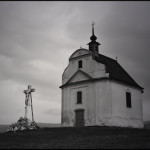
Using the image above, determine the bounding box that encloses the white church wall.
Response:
[67,71,90,83]
[61,79,143,128]
[86,56,106,78]
[61,87,70,126]
[62,49,91,84]
[111,81,144,128]
[61,82,98,127]
[95,80,112,126]
[62,61,77,85]
[85,82,96,126]
[61,80,112,127]
[70,85,88,126]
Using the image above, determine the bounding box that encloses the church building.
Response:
[60,24,144,128]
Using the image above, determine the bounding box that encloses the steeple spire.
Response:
[92,21,95,35]
[90,21,97,41]
[87,22,100,56]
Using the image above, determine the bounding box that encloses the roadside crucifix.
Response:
[24,85,35,122]
[8,85,38,132]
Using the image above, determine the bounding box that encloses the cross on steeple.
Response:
[92,21,95,35]
[92,21,95,28]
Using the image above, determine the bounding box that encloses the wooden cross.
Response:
[24,85,35,122]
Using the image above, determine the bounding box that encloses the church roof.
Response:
[94,54,143,90]
[87,41,100,46]
[60,52,143,91]
[61,23,143,91]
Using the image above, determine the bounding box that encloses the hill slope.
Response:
[0,123,61,133]
[0,125,9,133]
[37,123,61,128]
[144,121,150,129]
[0,126,150,149]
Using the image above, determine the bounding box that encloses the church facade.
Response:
[60,25,144,128]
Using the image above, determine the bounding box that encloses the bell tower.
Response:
[87,22,101,56]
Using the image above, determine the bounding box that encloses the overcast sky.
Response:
[0,1,150,125]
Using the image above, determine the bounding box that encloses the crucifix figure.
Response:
[24,85,35,122]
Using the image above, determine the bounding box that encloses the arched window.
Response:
[95,45,98,52]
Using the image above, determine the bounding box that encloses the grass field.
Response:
[0,126,150,149]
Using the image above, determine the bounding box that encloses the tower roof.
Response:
[90,22,97,41]
[88,22,101,46]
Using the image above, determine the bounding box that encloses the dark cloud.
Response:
[0,1,150,124]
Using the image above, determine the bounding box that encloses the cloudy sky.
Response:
[0,1,150,125]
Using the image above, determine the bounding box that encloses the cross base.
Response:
[7,117,39,132]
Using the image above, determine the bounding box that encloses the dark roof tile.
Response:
[94,54,143,90]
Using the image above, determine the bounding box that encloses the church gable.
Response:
[69,48,91,60]
[67,70,92,84]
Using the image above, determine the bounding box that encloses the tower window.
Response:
[95,45,98,52]
[78,60,82,68]
[89,45,92,51]
[126,92,132,108]
[77,91,82,104]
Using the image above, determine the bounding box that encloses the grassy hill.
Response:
[0,126,150,149]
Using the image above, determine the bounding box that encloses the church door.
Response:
[75,109,84,127]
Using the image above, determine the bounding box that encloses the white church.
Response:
[60,24,144,128]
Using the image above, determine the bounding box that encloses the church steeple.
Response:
[90,22,97,41]
[92,22,94,35]
[87,22,101,56]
